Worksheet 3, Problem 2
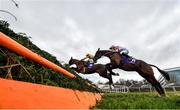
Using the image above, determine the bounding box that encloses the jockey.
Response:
[81,53,94,68]
[109,45,129,57]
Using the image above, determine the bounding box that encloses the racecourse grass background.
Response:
[93,92,180,109]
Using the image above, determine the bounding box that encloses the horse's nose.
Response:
[93,59,97,63]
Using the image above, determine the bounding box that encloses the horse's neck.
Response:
[101,50,122,64]
[101,50,113,57]
[74,60,85,66]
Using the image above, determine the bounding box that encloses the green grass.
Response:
[93,92,180,109]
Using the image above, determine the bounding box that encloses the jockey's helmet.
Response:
[86,53,91,57]
[86,53,93,59]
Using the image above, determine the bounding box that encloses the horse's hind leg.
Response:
[155,82,165,96]
[137,61,165,96]
[145,76,165,96]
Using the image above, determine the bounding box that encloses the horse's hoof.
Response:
[161,94,166,97]
[158,93,166,97]
[115,73,119,76]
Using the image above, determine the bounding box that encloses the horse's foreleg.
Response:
[106,63,119,76]
[108,74,115,90]
[109,69,119,76]
[100,72,114,90]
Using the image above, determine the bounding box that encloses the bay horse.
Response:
[68,57,118,89]
[93,48,170,96]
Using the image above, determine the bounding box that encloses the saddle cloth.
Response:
[87,63,94,68]
[122,55,136,65]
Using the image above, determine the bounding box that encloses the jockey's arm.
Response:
[81,57,87,61]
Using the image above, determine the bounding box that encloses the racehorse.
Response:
[93,48,170,96]
[68,57,118,89]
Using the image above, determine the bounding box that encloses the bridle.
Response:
[96,50,115,58]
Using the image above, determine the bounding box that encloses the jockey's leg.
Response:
[121,53,130,58]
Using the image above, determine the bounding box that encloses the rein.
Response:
[101,51,117,57]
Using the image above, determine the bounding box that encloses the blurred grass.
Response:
[93,92,180,109]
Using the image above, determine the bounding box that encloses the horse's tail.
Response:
[149,64,170,81]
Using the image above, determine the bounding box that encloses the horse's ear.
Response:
[98,48,100,51]
[70,57,73,60]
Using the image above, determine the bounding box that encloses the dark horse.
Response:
[69,57,117,89]
[93,48,170,96]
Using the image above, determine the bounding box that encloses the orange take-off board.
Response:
[0,32,75,78]
[0,78,102,109]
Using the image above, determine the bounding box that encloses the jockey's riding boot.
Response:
[122,53,130,58]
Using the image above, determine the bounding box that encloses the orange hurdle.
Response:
[0,32,75,78]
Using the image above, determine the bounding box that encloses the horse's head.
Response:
[69,57,84,66]
[69,57,77,65]
[68,57,73,65]
[93,48,103,63]
[68,57,86,73]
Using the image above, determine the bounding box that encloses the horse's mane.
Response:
[98,49,119,56]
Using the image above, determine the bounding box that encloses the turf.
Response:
[93,92,180,109]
